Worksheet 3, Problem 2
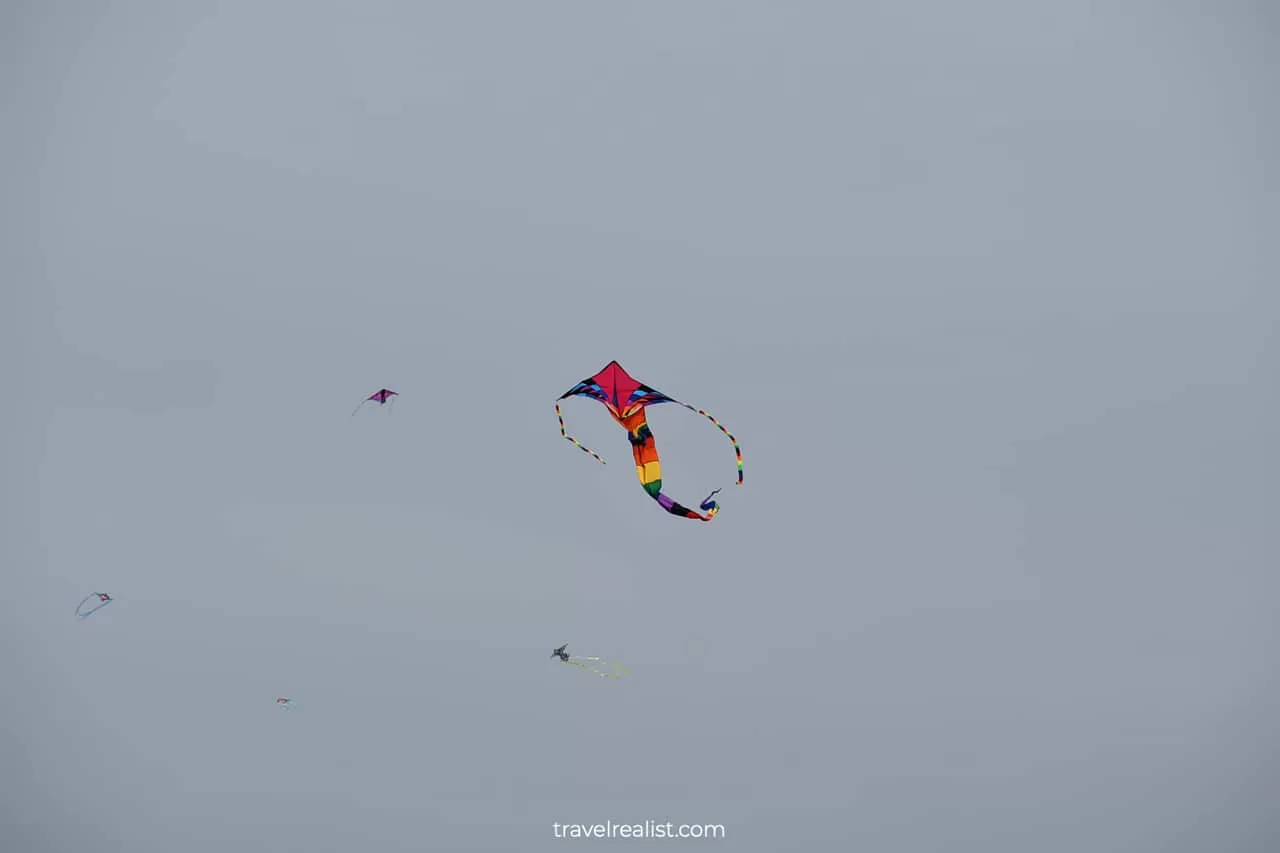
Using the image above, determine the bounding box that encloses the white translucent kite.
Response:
[550,644,629,680]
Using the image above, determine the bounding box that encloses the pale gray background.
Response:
[3,1,1276,851]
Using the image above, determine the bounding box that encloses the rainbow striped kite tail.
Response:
[699,488,723,519]
[682,403,743,486]
[555,401,606,465]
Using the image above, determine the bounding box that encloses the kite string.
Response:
[556,402,607,465]
[678,402,744,485]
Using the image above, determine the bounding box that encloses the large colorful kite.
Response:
[556,360,742,521]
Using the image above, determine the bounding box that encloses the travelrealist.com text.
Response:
[553,821,726,840]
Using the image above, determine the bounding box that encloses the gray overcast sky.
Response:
[3,2,1276,851]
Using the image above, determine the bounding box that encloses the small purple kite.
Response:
[352,388,398,416]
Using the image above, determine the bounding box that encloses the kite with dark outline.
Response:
[556,360,742,521]
[75,592,113,620]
